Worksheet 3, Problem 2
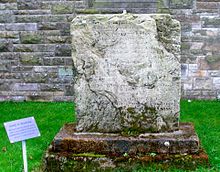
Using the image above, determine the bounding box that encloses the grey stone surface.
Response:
[0,0,220,102]
[169,0,194,9]
[71,14,181,133]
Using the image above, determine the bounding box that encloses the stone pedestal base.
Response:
[44,123,209,171]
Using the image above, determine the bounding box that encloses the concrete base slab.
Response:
[44,123,209,171]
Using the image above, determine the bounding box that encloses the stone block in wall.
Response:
[20,33,71,44]
[45,36,71,44]
[0,95,26,102]
[0,3,17,10]
[0,0,16,3]
[33,66,57,73]
[190,35,207,42]
[197,2,220,10]
[20,32,41,44]
[14,44,57,52]
[184,90,202,97]
[189,63,198,71]
[37,23,58,30]
[0,41,13,52]
[17,0,85,10]
[183,82,193,90]
[4,23,38,31]
[55,44,71,56]
[203,39,220,52]
[175,15,200,23]
[58,67,73,79]
[194,77,213,90]
[15,15,70,23]
[51,3,75,14]
[37,22,71,35]
[208,70,220,77]
[203,17,220,28]
[22,73,49,83]
[180,53,197,63]
[0,52,18,61]
[64,57,73,65]
[181,42,191,52]
[169,0,194,9]
[0,11,14,23]
[93,1,157,9]
[205,55,220,70]
[17,0,44,10]
[53,96,74,102]
[20,53,43,65]
[56,23,71,36]
[11,65,33,73]
[43,57,65,66]
[181,23,192,34]
[13,9,51,15]
[157,0,170,13]
[213,77,220,89]
[201,90,216,98]
[40,84,64,92]
[190,42,204,50]
[0,62,9,72]
[26,93,54,102]
[188,64,208,77]
[12,83,39,91]
[0,38,19,44]
[0,82,10,91]
[0,31,19,39]
[197,56,210,70]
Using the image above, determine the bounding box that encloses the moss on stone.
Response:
[206,55,220,64]
[0,0,16,2]
[75,9,99,14]
[153,15,180,54]
[20,55,40,65]
[127,107,136,114]
[21,34,41,44]
[72,153,106,158]
[144,106,157,115]
[45,148,209,171]
[52,4,73,14]
[181,42,191,51]
[157,0,170,13]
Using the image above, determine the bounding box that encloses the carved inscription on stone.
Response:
[71,14,181,133]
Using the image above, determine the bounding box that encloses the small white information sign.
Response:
[4,117,40,143]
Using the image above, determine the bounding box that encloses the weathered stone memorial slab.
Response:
[72,13,181,133]
[44,14,209,171]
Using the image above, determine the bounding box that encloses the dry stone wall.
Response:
[0,0,220,101]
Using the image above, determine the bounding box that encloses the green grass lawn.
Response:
[0,100,219,172]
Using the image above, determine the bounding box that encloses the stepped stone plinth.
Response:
[44,13,208,171]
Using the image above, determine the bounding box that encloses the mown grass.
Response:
[180,100,220,171]
[0,100,219,172]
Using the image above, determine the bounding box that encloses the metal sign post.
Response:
[22,140,28,172]
[4,117,40,172]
